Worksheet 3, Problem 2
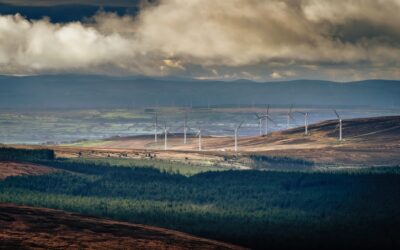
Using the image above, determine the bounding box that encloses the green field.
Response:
[61,157,229,176]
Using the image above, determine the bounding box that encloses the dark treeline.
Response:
[0,147,55,161]
[1,158,400,249]
[250,154,315,169]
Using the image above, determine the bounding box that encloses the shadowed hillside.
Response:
[0,203,244,250]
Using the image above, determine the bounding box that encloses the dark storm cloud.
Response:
[0,1,140,22]
[0,0,399,81]
[0,1,142,7]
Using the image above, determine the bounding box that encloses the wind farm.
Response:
[4,105,397,168]
[2,83,400,250]
[1,1,400,249]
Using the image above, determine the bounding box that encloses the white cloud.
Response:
[0,0,399,80]
[271,72,283,79]
[0,14,135,74]
[271,71,296,79]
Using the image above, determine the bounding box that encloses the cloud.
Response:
[0,14,136,74]
[162,59,185,70]
[0,0,399,80]
[270,72,283,79]
[271,71,297,79]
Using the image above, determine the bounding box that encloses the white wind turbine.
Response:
[255,114,264,136]
[334,109,343,141]
[153,112,158,142]
[229,121,244,152]
[174,111,192,145]
[286,105,295,129]
[296,111,310,135]
[183,111,189,144]
[255,105,266,136]
[196,128,202,151]
[255,104,276,136]
[163,122,170,150]
[193,122,208,152]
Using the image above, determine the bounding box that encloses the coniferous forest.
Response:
[0,148,399,249]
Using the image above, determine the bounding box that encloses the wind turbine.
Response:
[193,122,208,152]
[264,105,276,136]
[255,105,276,136]
[154,112,158,142]
[196,128,202,151]
[286,104,295,129]
[296,111,310,135]
[255,114,264,136]
[333,109,343,141]
[175,111,191,145]
[234,121,244,152]
[163,122,170,150]
[183,112,188,144]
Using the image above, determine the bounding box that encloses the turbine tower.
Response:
[334,109,343,141]
[264,105,275,136]
[197,129,202,151]
[255,114,264,136]
[163,122,169,150]
[154,112,158,142]
[175,111,190,145]
[286,104,294,129]
[296,111,310,135]
[183,112,188,144]
[255,105,275,136]
[234,121,244,152]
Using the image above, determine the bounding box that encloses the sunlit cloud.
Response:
[0,0,399,80]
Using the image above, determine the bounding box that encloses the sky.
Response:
[0,0,399,81]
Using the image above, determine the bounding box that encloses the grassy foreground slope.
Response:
[0,203,244,250]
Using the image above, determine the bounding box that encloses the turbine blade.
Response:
[267,116,277,125]
[333,109,340,119]
[288,104,293,114]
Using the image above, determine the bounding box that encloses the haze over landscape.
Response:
[0,1,400,250]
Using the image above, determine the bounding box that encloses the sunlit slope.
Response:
[61,116,400,166]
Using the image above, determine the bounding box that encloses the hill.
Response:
[0,203,244,250]
[0,162,56,180]
[7,116,400,167]
[51,115,400,167]
[0,75,399,108]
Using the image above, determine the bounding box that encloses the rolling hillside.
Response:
[54,115,400,167]
[0,204,244,250]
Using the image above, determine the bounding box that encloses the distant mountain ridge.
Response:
[0,75,399,109]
